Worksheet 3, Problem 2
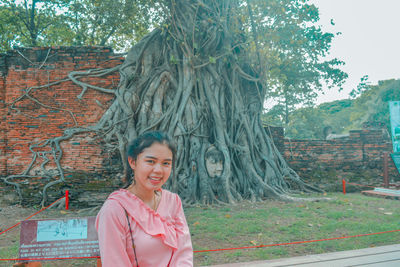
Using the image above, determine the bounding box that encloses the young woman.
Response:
[96,131,193,266]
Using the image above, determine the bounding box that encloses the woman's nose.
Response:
[153,163,162,173]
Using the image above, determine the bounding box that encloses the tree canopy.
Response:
[1,0,348,132]
[0,0,155,52]
[274,78,400,140]
[67,0,156,51]
[1,1,347,108]
[0,0,72,49]
[252,0,348,124]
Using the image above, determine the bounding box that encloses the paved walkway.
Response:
[207,244,400,267]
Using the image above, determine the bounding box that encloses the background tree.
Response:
[251,0,348,125]
[282,99,352,139]
[0,0,155,52]
[67,0,155,51]
[349,79,400,132]
[0,0,72,50]
[0,4,17,51]
[273,78,400,139]
[349,75,370,99]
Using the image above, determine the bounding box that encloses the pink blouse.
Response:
[96,189,193,267]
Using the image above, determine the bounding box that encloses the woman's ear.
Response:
[128,157,136,170]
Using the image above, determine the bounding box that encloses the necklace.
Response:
[153,192,157,211]
[129,185,158,211]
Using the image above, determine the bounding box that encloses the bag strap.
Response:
[124,209,139,267]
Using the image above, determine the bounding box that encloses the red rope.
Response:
[346,182,376,188]
[0,196,65,236]
[0,256,99,261]
[193,229,400,253]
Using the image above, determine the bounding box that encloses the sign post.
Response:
[65,190,69,210]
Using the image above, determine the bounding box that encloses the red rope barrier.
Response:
[346,182,376,188]
[0,196,65,236]
[193,229,400,253]
[0,256,99,261]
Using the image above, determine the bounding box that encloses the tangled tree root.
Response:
[2,0,324,206]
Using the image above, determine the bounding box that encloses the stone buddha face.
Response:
[205,146,224,178]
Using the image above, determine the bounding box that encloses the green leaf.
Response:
[209,56,216,64]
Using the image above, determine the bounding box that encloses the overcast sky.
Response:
[309,0,400,104]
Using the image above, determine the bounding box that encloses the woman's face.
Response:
[128,142,173,193]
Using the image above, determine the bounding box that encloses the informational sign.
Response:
[19,217,99,260]
[391,153,400,174]
[389,101,400,153]
[389,101,400,174]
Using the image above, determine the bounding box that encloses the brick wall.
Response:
[0,47,124,177]
[0,72,6,174]
[264,125,285,153]
[281,130,400,186]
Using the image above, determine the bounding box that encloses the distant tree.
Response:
[352,79,400,131]
[273,79,400,139]
[349,75,371,99]
[283,99,353,139]
[0,5,17,51]
[67,0,155,51]
[262,104,286,126]
[254,0,348,125]
[0,0,72,50]
[284,107,327,139]
[0,0,155,52]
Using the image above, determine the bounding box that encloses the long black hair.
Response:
[123,131,177,188]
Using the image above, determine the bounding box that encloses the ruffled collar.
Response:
[107,189,183,250]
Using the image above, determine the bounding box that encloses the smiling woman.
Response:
[95,131,193,267]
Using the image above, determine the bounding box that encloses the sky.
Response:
[309,0,400,104]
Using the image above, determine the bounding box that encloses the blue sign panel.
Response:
[389,101,400,152]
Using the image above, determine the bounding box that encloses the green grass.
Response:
[0,192,399,267]
[186,193,400,266]
[0,244,18,259]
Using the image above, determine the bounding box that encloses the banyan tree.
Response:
[4,0,320,206]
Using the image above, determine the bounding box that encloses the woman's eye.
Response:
[146,160,155,164]
[163,162,171,166]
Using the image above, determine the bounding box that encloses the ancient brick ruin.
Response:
[267,126,399,190]
[1,47,398,205]
[0,47,124,205]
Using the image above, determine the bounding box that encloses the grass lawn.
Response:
[186,192,400,266]
[0,192,399,267]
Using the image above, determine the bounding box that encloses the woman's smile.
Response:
[149,177,162,184]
